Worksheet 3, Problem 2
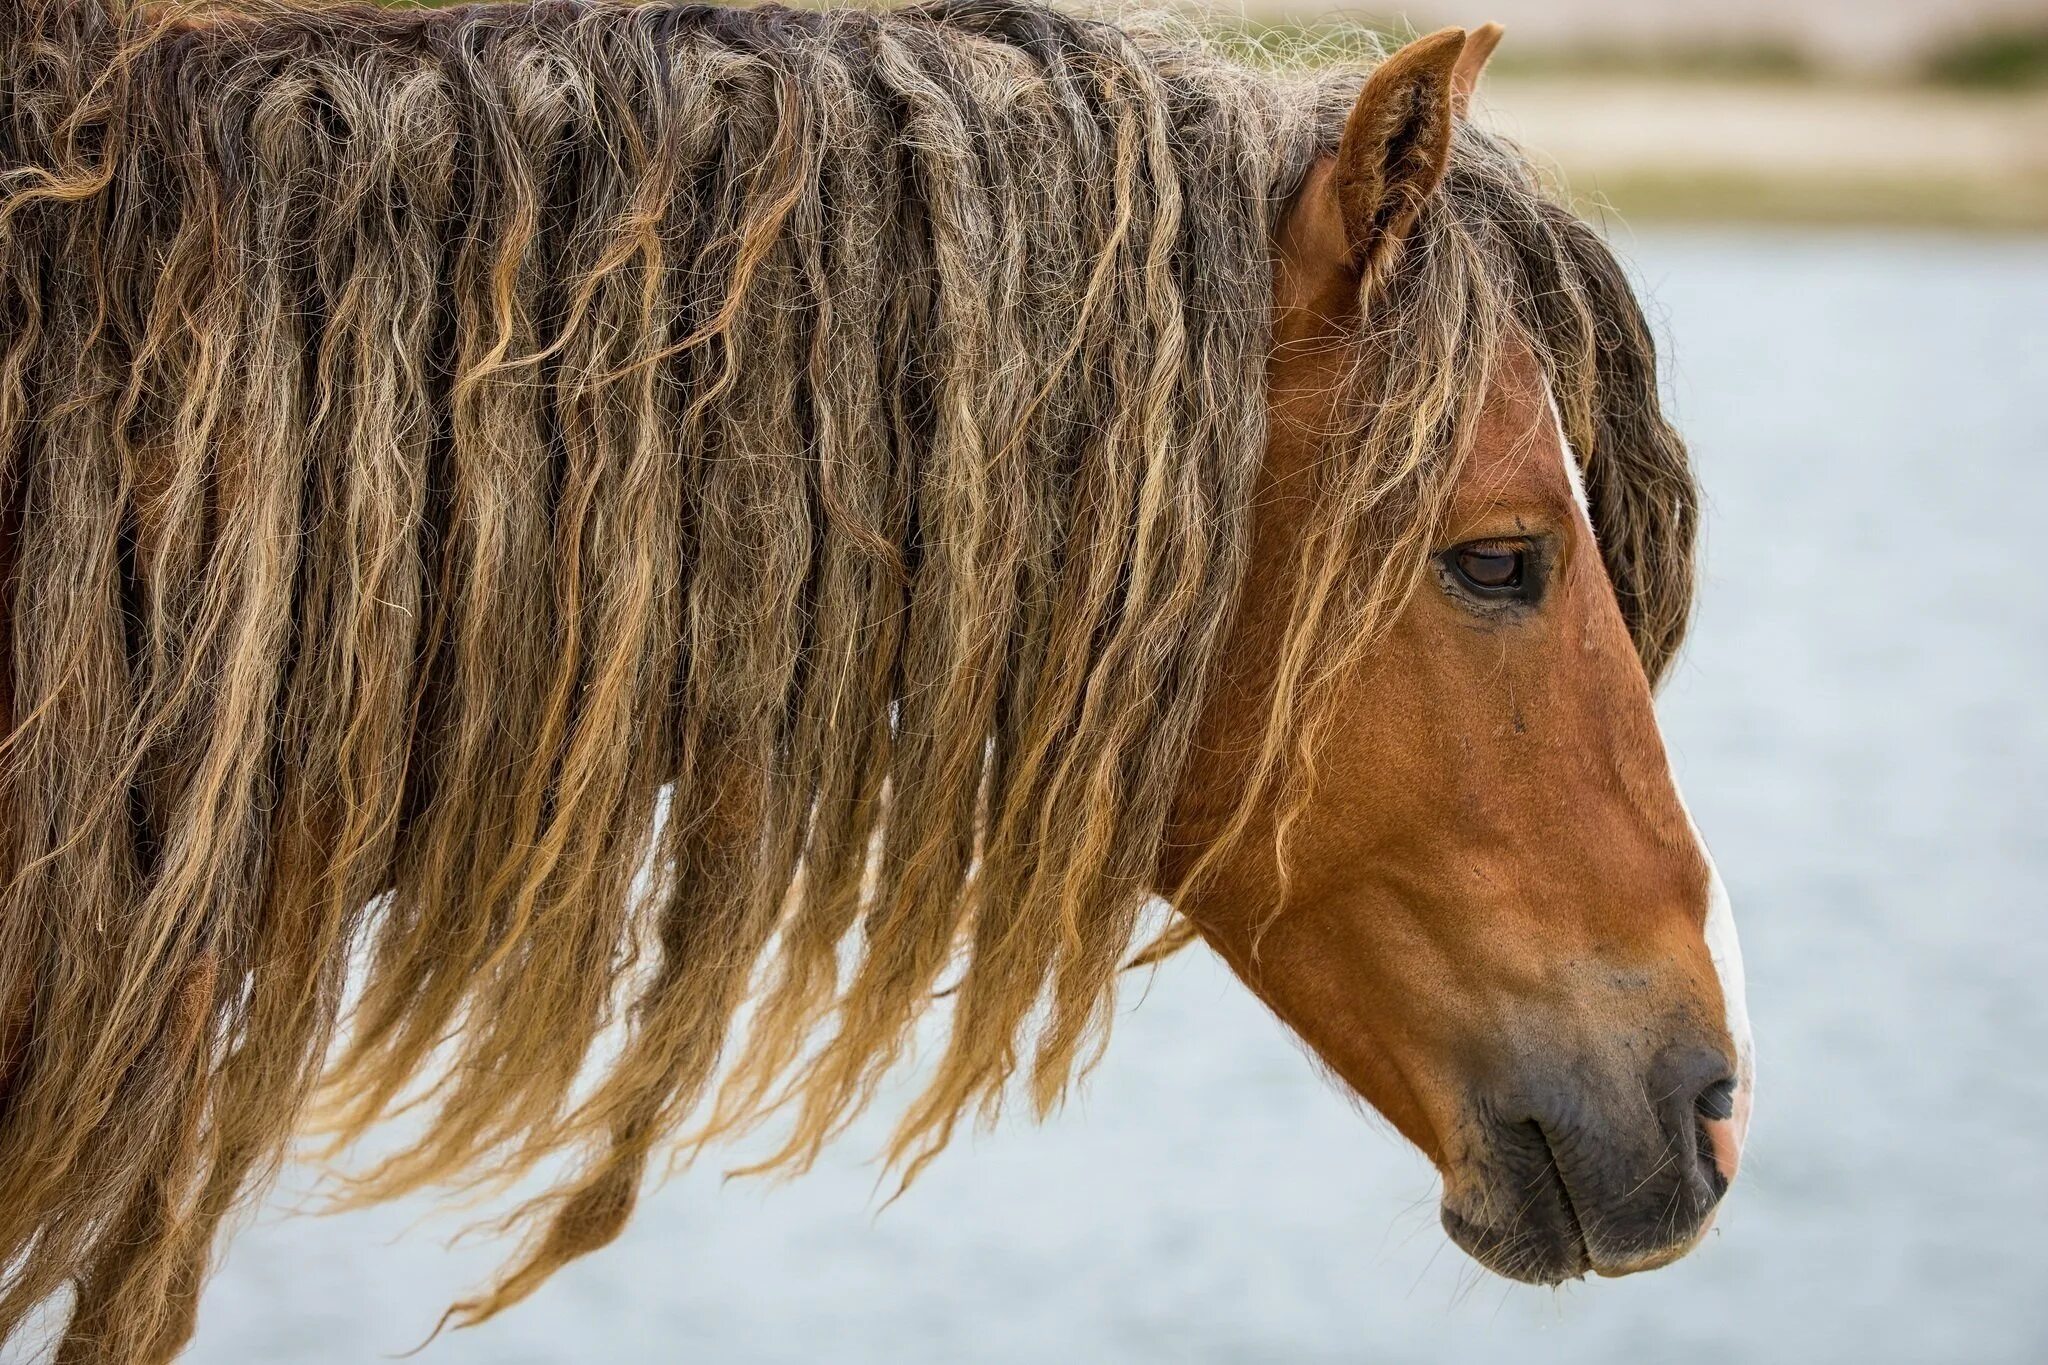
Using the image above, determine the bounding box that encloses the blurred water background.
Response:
[70,2,2048,1361]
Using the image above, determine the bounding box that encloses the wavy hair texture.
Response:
[0,0,1695,1357]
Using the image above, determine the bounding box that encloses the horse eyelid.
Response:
[1436,537,1547,606]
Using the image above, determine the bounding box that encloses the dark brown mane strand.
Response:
[0,1,1695,1357]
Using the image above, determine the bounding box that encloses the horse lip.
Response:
[1445,1100,1728,1282]
[1440,1122,1593,1285]
[1533,1122,1596,1278]
[1538,1124,1711,1280]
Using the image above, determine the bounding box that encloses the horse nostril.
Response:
[1695,1076,1737,1122]
[1648,1046,1738,1197]
[1693,1074,1744,1190]
[1687,1074,1742,1196]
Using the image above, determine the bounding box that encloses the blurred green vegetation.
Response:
[1198,18,1818,82]
[1220,17,2045,90]
[1924,24,2048,89]
[1482,40,1814,84]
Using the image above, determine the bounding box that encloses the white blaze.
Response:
[1550,386,1754,1148]
[1547,390,1594,521]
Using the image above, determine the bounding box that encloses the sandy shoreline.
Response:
[1475,75,2048,230]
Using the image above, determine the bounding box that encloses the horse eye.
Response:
[1452,544,1523,592]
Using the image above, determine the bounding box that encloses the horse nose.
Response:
[1650,1045,1742,1193]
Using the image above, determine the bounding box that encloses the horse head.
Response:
[1169,29,1753,1284]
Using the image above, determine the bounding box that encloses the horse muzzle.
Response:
[1438,1042,1746,1284]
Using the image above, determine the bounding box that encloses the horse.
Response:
[0,1,1751,1358]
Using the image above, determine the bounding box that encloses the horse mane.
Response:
[0,0,1694,1356]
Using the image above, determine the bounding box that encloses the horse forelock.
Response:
[0,0,1695,1352]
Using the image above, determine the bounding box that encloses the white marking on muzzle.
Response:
[1700,853,1753,1153]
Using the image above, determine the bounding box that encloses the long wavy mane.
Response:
[0,0,1695,1356]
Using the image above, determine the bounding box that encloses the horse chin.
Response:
[1438,1172,1593,1287]
[1591,1221,1714,1278]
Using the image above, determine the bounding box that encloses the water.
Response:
[171,231,2048,1363]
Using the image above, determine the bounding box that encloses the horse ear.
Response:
[1332,27,1467,275]
[1452,22,1505,116]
